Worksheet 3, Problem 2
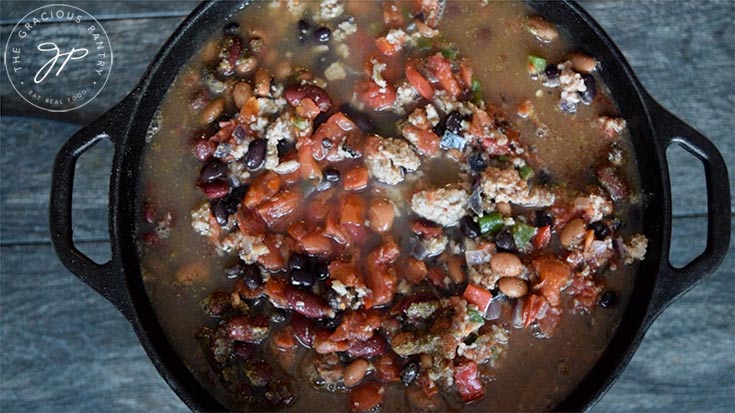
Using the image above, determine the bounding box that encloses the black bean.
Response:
[337,351,351,364]
[320,314,343,331]
[325,289,342,312]
[590,221,611,239]
[495,229,516,252]
[245,139,267,170]
[537,169,552,185]
[271,308,288,324]
[297,19,311,42]
[400,363,419,385]
[460,216,481,239]
[225,262,244,279]
[312,261,330,281]
[288,254,308,271]
[544,64,561,87]
[579,74,596,104]
[559,99,577,113]
[223,185,248,214]
[200,159,228,183]
[323,167,341,182]
[242,264,262,289]
[211,200,229,226]
[599,290,617,308]
[534,210,553,227]
[410,240,429,260]
[314,26,331,43]
[316,179,333,192]
[468,151,488,173]
[290,270,315,288]
[223,22,240,36]
[277,140,295,157]
[445,111,466,135]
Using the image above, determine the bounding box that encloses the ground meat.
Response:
[364,134,421,185]
[557,60,586,110]
[410,185,469,227]
[467,263,500,290]
[480,166,555,209]
[573,193,613,223]
[325,62,346,81]
[219,231,269,264]
[457,325,508,364]
[597,115,626,138]
[265,114,295,170]
[316,0,344,21]
[392,82,419,114]
[191,202,215,237]
[420,234,447,257]
[624,233,648,264]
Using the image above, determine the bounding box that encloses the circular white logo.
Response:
[3,4,113,112]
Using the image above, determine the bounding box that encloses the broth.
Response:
[137,1,646,411]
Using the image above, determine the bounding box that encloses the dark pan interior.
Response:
[108,1,672,411]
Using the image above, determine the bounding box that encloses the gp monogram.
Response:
[3,4,113,112]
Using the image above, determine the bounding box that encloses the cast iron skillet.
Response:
[49,0,731,411]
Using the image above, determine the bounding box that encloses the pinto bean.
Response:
[226,314,269,343]
[498,277,528,298]
[254,68,271,97]
[344,359,370,388]
[526,16,559,43]
[560,218,587,248]
[284,84,332,112]
[568,52,597,73]
[232,82,253,109]
[490,252,524,278]
[496,202,512,216]
[200,98,224,124]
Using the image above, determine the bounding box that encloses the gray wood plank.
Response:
[0,1,197,24]
[1,216,732,412]
[0,16,186,124]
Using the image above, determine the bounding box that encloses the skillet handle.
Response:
[50,99,134,319]
[646,97,731,315]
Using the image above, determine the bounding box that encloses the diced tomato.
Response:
[341,194,367,227]
[402,257,428,284]
[426,53,461,97]
[307,191,332,223]
[374,352,402,383]
[349,381,385,413]
[463,284,493,313]
[406,64,434,99]
[343,166,369,191]
[410,218,443,238]
[297,141,323,180]
[288,220,309,241]
[522,293,549,328]
[258,236,287,271]
[324,210,351,245]
[419,375,439,397]
[328,260,363,287]
[535,304,562,337]
[236,207,266,237]
[402,125,440,157]
[295,98,320,120]
[376,36,401,56]
[263,277,288,308]
[417,0,442,27]
[245,171,281,208]
[366,266,397,307]
[314,329,350,354]
[329,310,382,342]
[300,233,334,256]
[355,80,397,110]
[532,225,552,250]
[256,190,300,227]
[426,267,448,289]
[454,360,485,403]
[273,326,298,350]
[369,240,400,265]
[239,96,259,123]
[458,60,474,89]
[383,2,405,26]
[533,256,571,307]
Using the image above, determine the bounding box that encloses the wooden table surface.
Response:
[1,1,733,412]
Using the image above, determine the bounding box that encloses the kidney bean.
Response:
[233,341,256,360]
[498,277,528,298]
[284,84,332,112]
[226,314,269,343]
[596,165,629,201]
[344,359,370,388]
[347,335,387,358]
[200,159,228,183]
[194,139,216,162]
[349,381,384,413]
[490,252,524,278]
[199,180,230,199]
[245,139,267,170]
[285,286,332,319]
[224,36,244,76]
[291,314,317,347]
